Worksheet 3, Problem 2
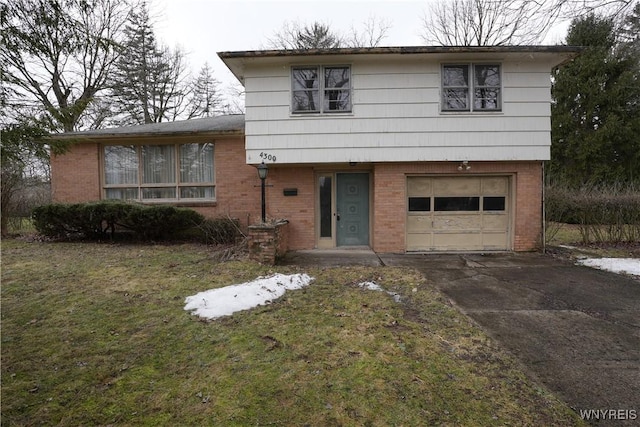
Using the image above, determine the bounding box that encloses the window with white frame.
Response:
[291,65,351,113]
[103,143,215,201]
[442,64,501,112]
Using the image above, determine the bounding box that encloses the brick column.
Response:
[247,220,289,265]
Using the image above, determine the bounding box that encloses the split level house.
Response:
[50,45,580,253]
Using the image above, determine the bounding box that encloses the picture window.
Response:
[103,143,215,201]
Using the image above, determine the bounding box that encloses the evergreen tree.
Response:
[109,2,188,124]
[267,21,343,49]
[187,63,222,118]
[296,22,342,49]
[550,13,640,186]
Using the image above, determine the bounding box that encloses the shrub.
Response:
[120,204,204,241]
[545,183,640,244]
[32,201,206,241]
[195,217,241,245]
[32,203,75,238]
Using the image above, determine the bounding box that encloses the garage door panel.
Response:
[482,232,509,248]
[481,177,509,194]
[433,177,480,196]
[483,214,509,229]
[407,233,433,251]
[433,214,482,230]
[407,177,431,196]
[406,176,511,252]
[433,232,482,250]
[407,215,432,232]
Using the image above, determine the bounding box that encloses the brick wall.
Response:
[50,137,261,230]
[372,161,543,252]
[513,163,543,251]
[262,166,315,250]
[209,138,260,229]
[247,220,289,265]
[51,142,543,252]
[51,143,101,202]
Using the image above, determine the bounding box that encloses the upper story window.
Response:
[442,64,501,112]
[291,66,351,113]
[103,143,215,202]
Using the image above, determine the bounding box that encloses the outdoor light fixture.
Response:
[257,162,268,223]
[257,161,268,180]
[457,161,471,171]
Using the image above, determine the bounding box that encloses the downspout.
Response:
[542,161,546,253]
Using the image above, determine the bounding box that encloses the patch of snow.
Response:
[558,244,577,250]
[184,273,313,320]
[577,258,640,276]
[358,281,402,303]
[359,281,383,292]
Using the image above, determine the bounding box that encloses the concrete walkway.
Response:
[281,250,640,426]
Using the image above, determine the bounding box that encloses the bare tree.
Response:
[345,15,392,47]
[220,82,246,115]
[421,0,636,46]
[266,17,391,50]
[1,0,132,131]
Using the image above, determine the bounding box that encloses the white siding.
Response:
[243,55,555,164]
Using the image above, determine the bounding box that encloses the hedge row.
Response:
[32,201,239,244]
[546,184,640,243]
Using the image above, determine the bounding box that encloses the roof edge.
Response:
[47,114,246,141]
[48,128,244,142]
[218,45,584,59]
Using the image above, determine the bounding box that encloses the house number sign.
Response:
[259,152,277,162]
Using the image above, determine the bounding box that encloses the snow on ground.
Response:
[184,275,404,320]
[358,281,402,303]
[577,258,640,276]
[184,273,313,320]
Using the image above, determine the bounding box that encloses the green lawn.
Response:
[1,240,583,426]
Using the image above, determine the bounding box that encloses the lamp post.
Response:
[257,161,268,223]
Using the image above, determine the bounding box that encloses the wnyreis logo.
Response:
[579,409,637,421]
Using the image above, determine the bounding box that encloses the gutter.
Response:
[47,128,244,142]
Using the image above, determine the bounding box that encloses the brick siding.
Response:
[50,137,262,231]
[261,166,315,251]
[50,143,101,202]
[51,142,543,252]
[247,220,289,264]
[372,161,543,252]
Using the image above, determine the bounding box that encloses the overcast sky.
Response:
[151,0,570,107]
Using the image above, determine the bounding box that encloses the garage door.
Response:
[406,176,510,251]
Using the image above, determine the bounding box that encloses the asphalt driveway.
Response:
[283,250,640,425]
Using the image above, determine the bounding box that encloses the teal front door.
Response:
[336,173,369,246]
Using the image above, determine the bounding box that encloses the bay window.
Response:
[103,143,215,201]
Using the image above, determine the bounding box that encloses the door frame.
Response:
[315,170,371,249]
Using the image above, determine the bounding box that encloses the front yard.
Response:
[1,240,583,426]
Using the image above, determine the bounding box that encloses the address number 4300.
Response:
[259,152,277,162]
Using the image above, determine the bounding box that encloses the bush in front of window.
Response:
[121,204,204,241]
[32,201,208,242]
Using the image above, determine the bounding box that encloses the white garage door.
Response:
[406,176,511,251]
